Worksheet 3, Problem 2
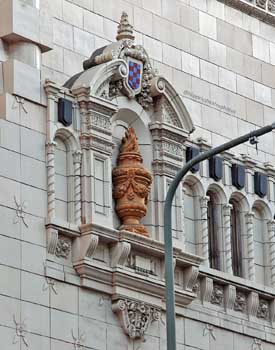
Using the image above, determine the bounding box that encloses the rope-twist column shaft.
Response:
[223,204,233,274]
[46,141,56,220]
[246,212,255,281]
[200,196,210,266]
[73,151,82,226]
[268,220,275,287]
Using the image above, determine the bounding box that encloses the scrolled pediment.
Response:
[64,12,194,135]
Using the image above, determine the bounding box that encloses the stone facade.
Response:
[1,0,275,349]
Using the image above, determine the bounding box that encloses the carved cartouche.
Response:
[112,127,152,236]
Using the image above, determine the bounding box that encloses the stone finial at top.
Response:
[116,12,135,41]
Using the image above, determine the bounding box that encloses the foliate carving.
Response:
[112,128,152,236]
[210,285,224,305]
[257,299,269,320]
[112,299,161,339]
[55,238,71,259]
[234,291,247,312]
[136,64,154,109]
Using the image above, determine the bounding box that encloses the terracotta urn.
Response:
[112,127,152,236]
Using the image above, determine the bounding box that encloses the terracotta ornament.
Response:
[112,128,152,236]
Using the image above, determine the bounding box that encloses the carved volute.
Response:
[112,128,152,236]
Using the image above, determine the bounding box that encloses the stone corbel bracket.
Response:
[112,299,161,340]
[72,233,99,263]
[111,241,131,268]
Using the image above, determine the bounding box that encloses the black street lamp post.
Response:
[164,123,275,350]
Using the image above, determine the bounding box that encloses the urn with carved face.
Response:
[112,128,152,236]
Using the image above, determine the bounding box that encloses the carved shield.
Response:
[127,58,143,95]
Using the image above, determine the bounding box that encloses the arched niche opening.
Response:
[111,99,154,233]
[53,129,79,225]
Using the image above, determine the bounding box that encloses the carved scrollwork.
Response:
[112,299,161,339]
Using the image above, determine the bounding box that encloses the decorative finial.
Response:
[120,127,140,154]
[116,12,135,41]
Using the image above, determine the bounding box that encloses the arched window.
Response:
[207,191,220,270]
[183,185,196,254]
[183,176,204,256]
[252,202,270,285]
[229,199,243,277]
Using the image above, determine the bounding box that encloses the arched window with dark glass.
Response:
[230,199,243,277]
[207,191,220,270]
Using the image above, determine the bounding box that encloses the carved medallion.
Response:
[112,299,160,339]
[112,128,152,236]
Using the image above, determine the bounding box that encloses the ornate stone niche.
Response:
[112,127,152,236]
[44,11,202,340]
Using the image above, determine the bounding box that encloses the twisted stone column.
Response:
[200,196,209,266]
[46,141,56,220]
[246,212,255,281]
[223,204,233,274]
[181,187,186,250]
[73,150,82,226]
[268,220,275,287]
